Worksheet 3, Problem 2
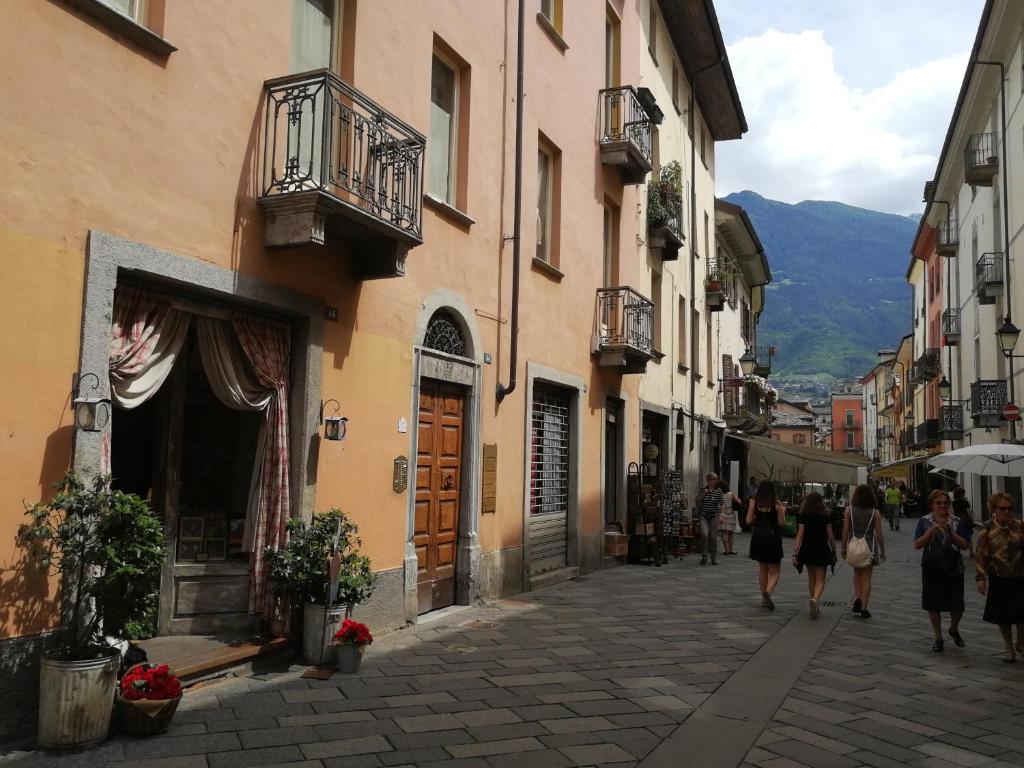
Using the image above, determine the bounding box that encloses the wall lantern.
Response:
[937,375,952,402]
[739,347,756,376]
[72,372,110,432]
[996,316,1021,358]
[319,399,348,441]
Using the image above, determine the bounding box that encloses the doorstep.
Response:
[528,565,579,591]
[133,634,292,685]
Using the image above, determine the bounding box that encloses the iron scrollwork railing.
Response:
[939,404,964,436]
[976,252,1004,286]
[971,379,1007,415]
[261,69,425,240]
[599,86,653,164]
[937,218,959,251]
[942,308,960,336]
[912,349,940,384]
[916,419,940,445]
[596,287,653,355]
[965,132,998,173]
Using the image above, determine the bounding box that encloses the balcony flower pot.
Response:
[331,618,373,674]
[114,663,183,737]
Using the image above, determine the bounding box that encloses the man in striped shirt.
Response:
[696,473,724,565]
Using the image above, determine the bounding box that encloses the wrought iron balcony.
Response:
[705,264,728,312]
[911,349,940,385]
[752,345,773,376]
[976,252,1003,304]
[971,379,1007,428]
[841,420,860,431]
[937,218,959,257]
[915,419,940,448]
[939,404,964,440]
[965,132,998,186]
[900,428,914,453]
[259,69,425,279]
[876,425,890,441]
[599,86,653,185]
[943,308,961,345]
[593,287,654,374]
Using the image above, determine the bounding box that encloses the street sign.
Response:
[1003,403,1020,421]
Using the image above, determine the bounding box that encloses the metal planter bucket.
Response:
[302,603,348,666]
[38,649,120,749]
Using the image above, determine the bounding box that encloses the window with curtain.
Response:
[101,0,141,19]
[541,0,563,35]
[537,146,553,262]
[290,0,336,74]
[428,56,457,204]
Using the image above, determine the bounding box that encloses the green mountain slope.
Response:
[722,191,915,379]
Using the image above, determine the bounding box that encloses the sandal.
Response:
[932,639,944,652]
[852,598,862,614]
[948,628,965,648]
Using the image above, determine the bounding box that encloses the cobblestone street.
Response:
[6,526,1024,768]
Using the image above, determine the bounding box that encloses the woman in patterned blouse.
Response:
[975,492,1024,663]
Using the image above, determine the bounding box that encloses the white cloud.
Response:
[716,28,968,214]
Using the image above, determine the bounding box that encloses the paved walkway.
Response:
[5,524,1024,768]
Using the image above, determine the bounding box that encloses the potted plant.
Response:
[114,663,183,736]
[20,473,165,749]
[646,161,684,256]
[331,618,373,673]
[267,508,377,666]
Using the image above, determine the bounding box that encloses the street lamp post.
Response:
[996,317,1021,442]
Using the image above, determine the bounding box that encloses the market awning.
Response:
[870,455,927,480]
[734,433,870,484]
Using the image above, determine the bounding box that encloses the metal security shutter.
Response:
[529,383,571,573]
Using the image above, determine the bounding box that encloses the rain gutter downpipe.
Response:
[931,198,955,452]
[496,0,525,404]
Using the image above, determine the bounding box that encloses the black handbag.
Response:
[921,533,962,578]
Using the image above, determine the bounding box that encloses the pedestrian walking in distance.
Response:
[747,480,786,610]
[952,486,975,557]
[884,483,902,531]
[793,492,837,619]
[695,473,724,565]
[974,492,1024,662]
[842,484,885,619]
[913,489,971,652]
[719,483,744,556]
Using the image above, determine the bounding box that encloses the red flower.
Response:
[119,663,182,701]
[332,618,373,646]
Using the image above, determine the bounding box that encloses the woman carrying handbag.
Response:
[913,489,971,652]
[842,484,885,619]
[974,492,1024,662]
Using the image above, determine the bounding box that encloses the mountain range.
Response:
[722,191,917,382]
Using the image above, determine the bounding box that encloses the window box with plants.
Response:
[267,508,377,667]
[646,161,684,259]
[705,271,727,311]
[20,473,166,749]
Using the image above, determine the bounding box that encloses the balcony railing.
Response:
[937,218,959,257]
[939,404,964,440]
[965,132,998,186]
[876,425,890,441]
[900,428,914,453]
[911,349,940,385]
[943,308,961,345]
[915,419,940,448]
[752,345,773,376]
[259,69,425,279]
[976,252,1004,304]
[842,420,861,431]
[599,86,653,184]
[971,379,1007,428]
[705,255,733,312]
[594,287,654,374]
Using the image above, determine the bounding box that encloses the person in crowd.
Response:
[884,482,902,531]
[974,492,1024,662]
[719,482,744,556]
[842,484,885,619]
[793,492,836,619]
[951,486,974,556]
[747,480,786,610]
[746,476,758,501]
[913,489,971,652]
[695,473,724,566]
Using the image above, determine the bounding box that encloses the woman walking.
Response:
[842,484,885,619]
[719,484,743,555]
[913,489,971,651]
[747,480,786,610]
[974,492,1024,662]
[793,492,836,619]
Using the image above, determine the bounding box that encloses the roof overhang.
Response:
[870,455,927,479]
[659,0,748,141]
[715,198,771,286]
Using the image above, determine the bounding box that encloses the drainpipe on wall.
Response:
[496,0,525,404]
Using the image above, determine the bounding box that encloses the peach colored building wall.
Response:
[831,396,864,452]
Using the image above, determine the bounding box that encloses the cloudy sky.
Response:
[714,0,986,215]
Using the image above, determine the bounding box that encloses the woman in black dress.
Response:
[974,492,1024,662]
[793,492,836,619]
[747,480,786,610]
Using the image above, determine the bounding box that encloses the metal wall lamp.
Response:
[72,372,110,432]
[997,316,1021,357]
[739,348,756,376]
[319,399,348,441]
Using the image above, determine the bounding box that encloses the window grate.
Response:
[530,384,571,517]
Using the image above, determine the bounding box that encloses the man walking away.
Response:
[884,483,902,531]
[696,473,724,565]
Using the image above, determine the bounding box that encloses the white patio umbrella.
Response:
[928,443,1024,477]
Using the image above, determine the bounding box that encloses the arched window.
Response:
[423,310,466,357]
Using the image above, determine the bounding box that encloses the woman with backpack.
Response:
[913,489,971,652]
[747,480,786,610]
[842,484,886,619]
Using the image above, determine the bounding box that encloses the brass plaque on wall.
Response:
[482,443,497,513]
[393,455,408,493]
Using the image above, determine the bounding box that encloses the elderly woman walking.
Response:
[914,489,972,652]
[842,484,885,619]
[975,492,1024,662]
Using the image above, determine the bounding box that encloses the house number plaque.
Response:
[393,456,408,493]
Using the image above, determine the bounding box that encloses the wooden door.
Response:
[414,379,465,614]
